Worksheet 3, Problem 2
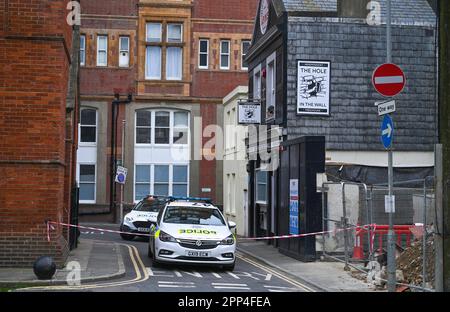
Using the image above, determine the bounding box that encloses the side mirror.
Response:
[228,221,236,230]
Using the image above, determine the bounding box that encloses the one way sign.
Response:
[381,115,394,149]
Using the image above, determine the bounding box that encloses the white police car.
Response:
[120,196,168,240]
[148,198,236,271]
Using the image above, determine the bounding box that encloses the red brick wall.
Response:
[193,0,258,20]
[0,0,74,267]
[80,68,136,96]
[80,0,138,16]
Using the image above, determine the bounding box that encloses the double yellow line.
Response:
[20,243,149,291]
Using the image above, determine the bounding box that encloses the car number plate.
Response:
[186,251,209,257]
[138,227,150,233]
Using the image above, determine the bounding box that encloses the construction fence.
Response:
[318,177,437,292]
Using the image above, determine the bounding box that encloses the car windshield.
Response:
[134,199,166,213]
[163,206,226,226]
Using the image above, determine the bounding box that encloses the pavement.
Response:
[237,239,377,292]
[0,238,125,287]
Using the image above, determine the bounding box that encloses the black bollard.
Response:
[33,256,56,280]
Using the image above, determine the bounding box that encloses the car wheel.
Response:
[151,242,160,267]
[223,261,235,271]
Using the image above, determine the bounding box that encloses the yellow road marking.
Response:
[20,242,149,291]
[236,253,316,292]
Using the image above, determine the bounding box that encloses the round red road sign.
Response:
[372,63,406,97]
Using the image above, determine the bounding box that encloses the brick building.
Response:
[77,0,258,221]
[0,0,80,267]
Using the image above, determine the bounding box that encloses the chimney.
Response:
[337,0,371,18]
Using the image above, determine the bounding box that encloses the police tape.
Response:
[45,220,376,243]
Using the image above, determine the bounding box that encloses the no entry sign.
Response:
[372,63,405,97]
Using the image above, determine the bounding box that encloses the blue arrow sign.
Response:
[381,115,394,149]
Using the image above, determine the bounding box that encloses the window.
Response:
[199,39,209,69]
[135,110,189,145]
[134,164,189,201]
[266,52,276,120]
[119,36,130,67]
[155,112,170,144]
[167,24,182,43]
[253,65,262,100]
[154,165,169,196]
[97,35,108,67]
[145,22,184,80]
[146,46,162,79]
[173,165,188,197]
[80,108,97,144]
[166,47,182,80]
[173,111,189,144]
[135,165,151,200]
[220,40,230,70]
[80,35,86,66]
[256,170,268,203]
[146,23,162,42]
[241,40,251,70]
[79,164,96,202]
[136,110,152,144]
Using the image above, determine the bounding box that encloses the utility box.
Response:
[278,136,325,262]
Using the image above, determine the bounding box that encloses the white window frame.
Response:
[165,46,183,81]
[253,64,262,100]
[133,164,189,202]
[255,170,268,204]
[96,35,108,67]
[198,39,209,69]
[241,40,251,70]
[79,108,98,146]
[135,110,190,147]
[266,51,276,120]
[119,36,130,68]
[78,163,97,204]
[220,40,230,70]
[146,23,162,43]
[167,23,183,43]
[80,35,86,66]
[145,46,162,80]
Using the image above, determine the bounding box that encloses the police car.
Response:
[148,198,237,271]
[120,196,168,240]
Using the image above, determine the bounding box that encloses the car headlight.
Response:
[220,234,235,245]
[125,216,133,222]
[159,231,177,243]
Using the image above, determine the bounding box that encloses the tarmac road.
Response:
[62,224,317,292]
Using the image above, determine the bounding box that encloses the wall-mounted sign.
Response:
[238,100,261,124]
[289,179,299,235]
[297,60,331,116]
[260,0,269,35]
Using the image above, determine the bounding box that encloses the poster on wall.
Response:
[297,60,331,116]
[289,179,299,235]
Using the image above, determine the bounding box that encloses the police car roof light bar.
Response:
[168,196,212,203]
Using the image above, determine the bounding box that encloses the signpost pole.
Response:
[120,120,126,223]
[386,0,396,292]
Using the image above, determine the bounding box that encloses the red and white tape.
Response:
[45,220,376,243]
